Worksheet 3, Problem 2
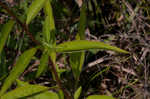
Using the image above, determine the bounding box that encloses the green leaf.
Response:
[56,40,129,54]
[49,51,56,64]
[90,66,110,82]
[29,91,59,99]
[69,3,86,83]
[78,3,86,40]
[16,79,29,87]
[43,16,51,43]
[44,0,55,31]
[0,48,37,95]
[86,95,115,99]
[0,20,14,54]
[1,84,59,99]
[0,51,8,78]
[58,90,64,99]
[26,0,46,24]
[43,0,56,64]
[69,52,85,80]
[36,50,49,78]
[74,86,82,99]
[43,0,60,83]
[43,0,56,44]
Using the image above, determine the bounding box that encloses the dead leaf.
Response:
[75,0,83,7]
[6,0,14,4]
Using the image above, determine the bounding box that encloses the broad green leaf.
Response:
[0,20,14,54]
[70,52,85,80]
[44,0,55,31]
[26,0,46,24]
[36,50,49,78]
[1,84,59,99]
[56,40,129,54]
[43,16,51,42]
[86,95,115,99]
[43,0,56,43]
[0,48,37,95]
[74,86,82,99]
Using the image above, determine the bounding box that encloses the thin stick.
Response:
[49,59,71,99]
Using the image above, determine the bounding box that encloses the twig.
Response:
[49,59,71,99]
[82,57,111,71]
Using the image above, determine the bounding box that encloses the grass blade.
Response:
[74,86,82,99]
[86,95,115,99]
[1,84,58,99]
[0,20,14,54]
[26,0,46,24]
[36,50,49,78]
[42,0,55,43]
[44,0,55,31]
[43,16,51,43]
[56,40,129,54]
[78,3,86,40]
[0,48,37,95]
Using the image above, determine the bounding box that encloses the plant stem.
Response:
[49,59,71,99]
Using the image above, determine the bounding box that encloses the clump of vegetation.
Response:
[0,0,150,99]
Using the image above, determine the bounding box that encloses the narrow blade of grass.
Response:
[56,40,129,54]
[26,0,46,24]
[0,20,14,54]
[0,47,37,95]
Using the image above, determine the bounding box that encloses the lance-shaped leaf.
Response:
[43,0,56,44]
[69,3,87,82]
[44,0,55,31]
[16,79,29,87]
[43,16,51,43]
[0,48,37,96]
[43,0,55,43]
[43,0,56,63]
[26,0,46,24]
[1,84,59,99]
[74,86,82,99]
[36,50,49,78]
[86,95,115,99]
[43,0,60,82]
[0,20,14,54]
[69,3,86,81]
[30,91,59,99]
[56,40,129,54]
[70,52,85,80]
[78,3,86,40]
